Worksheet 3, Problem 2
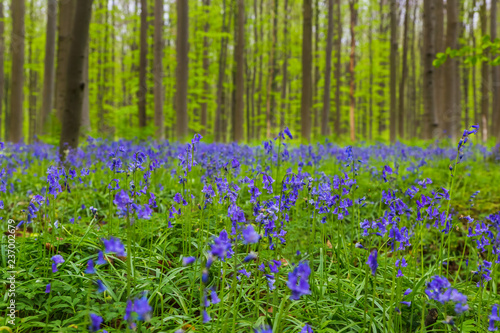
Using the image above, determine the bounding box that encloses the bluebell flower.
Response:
[211,289,220,304]
[133,296,152,321]
[287,261,311,300]
[85,259,96,274]
[51,255,65,273]
[203,310,211,323]
[45,283,51,293]
[97,251,107,265]
[182,256,196,266]
[89,313,103,332]
[489,304,500,331]
[242,224,260,244]
[96,279,106,293]
[366,250,378,276]
[103,237,126,257]
[255,325,272,333]
[301,324,313,332]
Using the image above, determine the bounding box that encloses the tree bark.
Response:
[55,0,75,121]
[422,0,438,139]
[301,0,312,142]
[232,0,245,142]
[348,0,357,142]
[200,0,210,137]
[397,0,409,140]
[280,0,289,131]
[444,0,460,141]
[334,0,341,136]
[480,0,488,141]
[154,0,164,139]
[59,0,94,158]
[176,0,189,140]
[8,0,25,143]
[322,0,334,136]
[0,1,4,140]
[434,0,445,136]
[215,0,231,142]
[491,0,500,142]
[40,0,57,134]
[138,0,148,128]
[389,0,397,143]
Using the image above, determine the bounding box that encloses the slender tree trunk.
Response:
[348,0,357,142]
[434,0,445,136]
[215,0,231,141]
[232,0,245,142]
[389,0,397,143]
[491,0,500,142]
[280,0,289,130]
[55,0,75,121]
[422,0,438,139]
[138,0,148,128]
[397,0,409,140]
[471,0,478,127]
[444,0,460,141]
[8,0,25,143]
[480,0,488,141]
[28,0,36,143]
[0,1,4,140]
[154,0,164,139]
[368,0,373,140]
[200,0,210,137]
[409,1,417,138]
[322,0,334,136]
[81,40,90,132]
[334,0,341,136]
[313,0,320,136]
[301,0,312,142]
[176,0,189,140]
[59,0,94,159]
[377,0,388,137]
[40,0,57,134]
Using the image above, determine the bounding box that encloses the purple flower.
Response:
[124,300,133,321]
[244,252,258,262]
[210,229,233,260]
[255,326,273,333]
[137,204,152,219]
[242,224,260,244]
[203,310,211,323]
[97,251,107,265]
[51,255,65,272]
[489,304,500,331]
[85,259,96,274]
[103,237,126,257]
[96,280,106,293]
[133,296,152,321]
[366,250,378,276]
[89,313,103,332]
[287,261,311,300]
[182,256,196,266]
[400,301,411,307]
[211,290,220,304]
[301,324,313,332]
[45,283,51,293]
[403,288,412,296]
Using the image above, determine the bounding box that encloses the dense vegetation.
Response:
[1,126,500,332]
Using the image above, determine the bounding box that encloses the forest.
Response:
[0,0,499,148]
[2,1,500,333]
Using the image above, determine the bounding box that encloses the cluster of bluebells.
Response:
[425,276,469,314]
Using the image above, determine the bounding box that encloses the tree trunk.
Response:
[491,0,500,142]
[8,0,25,143]
[40,0,57,134]
[444,0,460,141]
[348,0,357,142]
[154,0,164,139]
[422,0,438,139]
[59,0,94,159]
[28,0,36,143]
[389,0,397,143]
[301,0,312,142]
[334,0,341,136]
[322,0,334,136]
[55,0,75,121]
[377,0,388,137]
[215,0,231,142]
[480,0,488,141]
[81,40,90,132]
[200,0,210,137]
[434,0,445,136]
[232,0,245,142]
[138,0,148,128]
[280,0,289,131]
[176,0,189,140]
[397,0,409,140]
[0,1,4,140]
[313,0,320,136]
